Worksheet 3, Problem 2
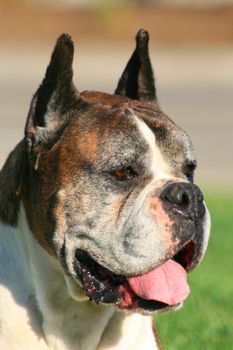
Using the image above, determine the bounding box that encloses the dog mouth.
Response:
[73,240,195,313]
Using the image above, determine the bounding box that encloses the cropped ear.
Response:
[25,34,78,151]
[115,29,156,102]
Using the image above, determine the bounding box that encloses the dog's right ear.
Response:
[25,34,80,153]
[115,29,156,102]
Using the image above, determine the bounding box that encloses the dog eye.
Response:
[185,162,196,183]
[111,167,137,181]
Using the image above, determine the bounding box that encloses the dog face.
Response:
[21,30,210,313]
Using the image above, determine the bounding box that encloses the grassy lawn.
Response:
[156,192,233,350]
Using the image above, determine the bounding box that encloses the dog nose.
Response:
[160,182,205,221]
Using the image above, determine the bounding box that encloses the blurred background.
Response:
[0,0,233,189]
[0,0,232,349]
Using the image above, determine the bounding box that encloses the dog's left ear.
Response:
[25,34,80,152]
[115,29,156,102]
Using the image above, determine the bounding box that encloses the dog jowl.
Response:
[0,30,210,349]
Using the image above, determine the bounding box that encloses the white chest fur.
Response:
[0,221,48,350]
[0,206,157,350]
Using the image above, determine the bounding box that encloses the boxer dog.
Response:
[0,29,210,350]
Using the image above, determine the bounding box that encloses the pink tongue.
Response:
[126,259,190,306]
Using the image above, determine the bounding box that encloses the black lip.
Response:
[173,240,196,271]
[73,250,123,305]
[137,298,172,312]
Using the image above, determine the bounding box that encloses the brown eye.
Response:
[112,167,137,181]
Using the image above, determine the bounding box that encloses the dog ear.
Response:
[115,29,156,102]
[25,34,78,151]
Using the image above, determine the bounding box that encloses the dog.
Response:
[0,29,210,350]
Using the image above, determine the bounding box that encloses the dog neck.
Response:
[17,204,117,350]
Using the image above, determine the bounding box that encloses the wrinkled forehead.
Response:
[132,103,196,170]
[76,92,196,170]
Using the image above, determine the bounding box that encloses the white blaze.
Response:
[135,116,175,182]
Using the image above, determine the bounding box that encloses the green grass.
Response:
[155,192,233,350]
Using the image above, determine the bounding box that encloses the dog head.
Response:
[12,30,210,313]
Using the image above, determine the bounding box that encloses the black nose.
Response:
[160,182,205,221]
